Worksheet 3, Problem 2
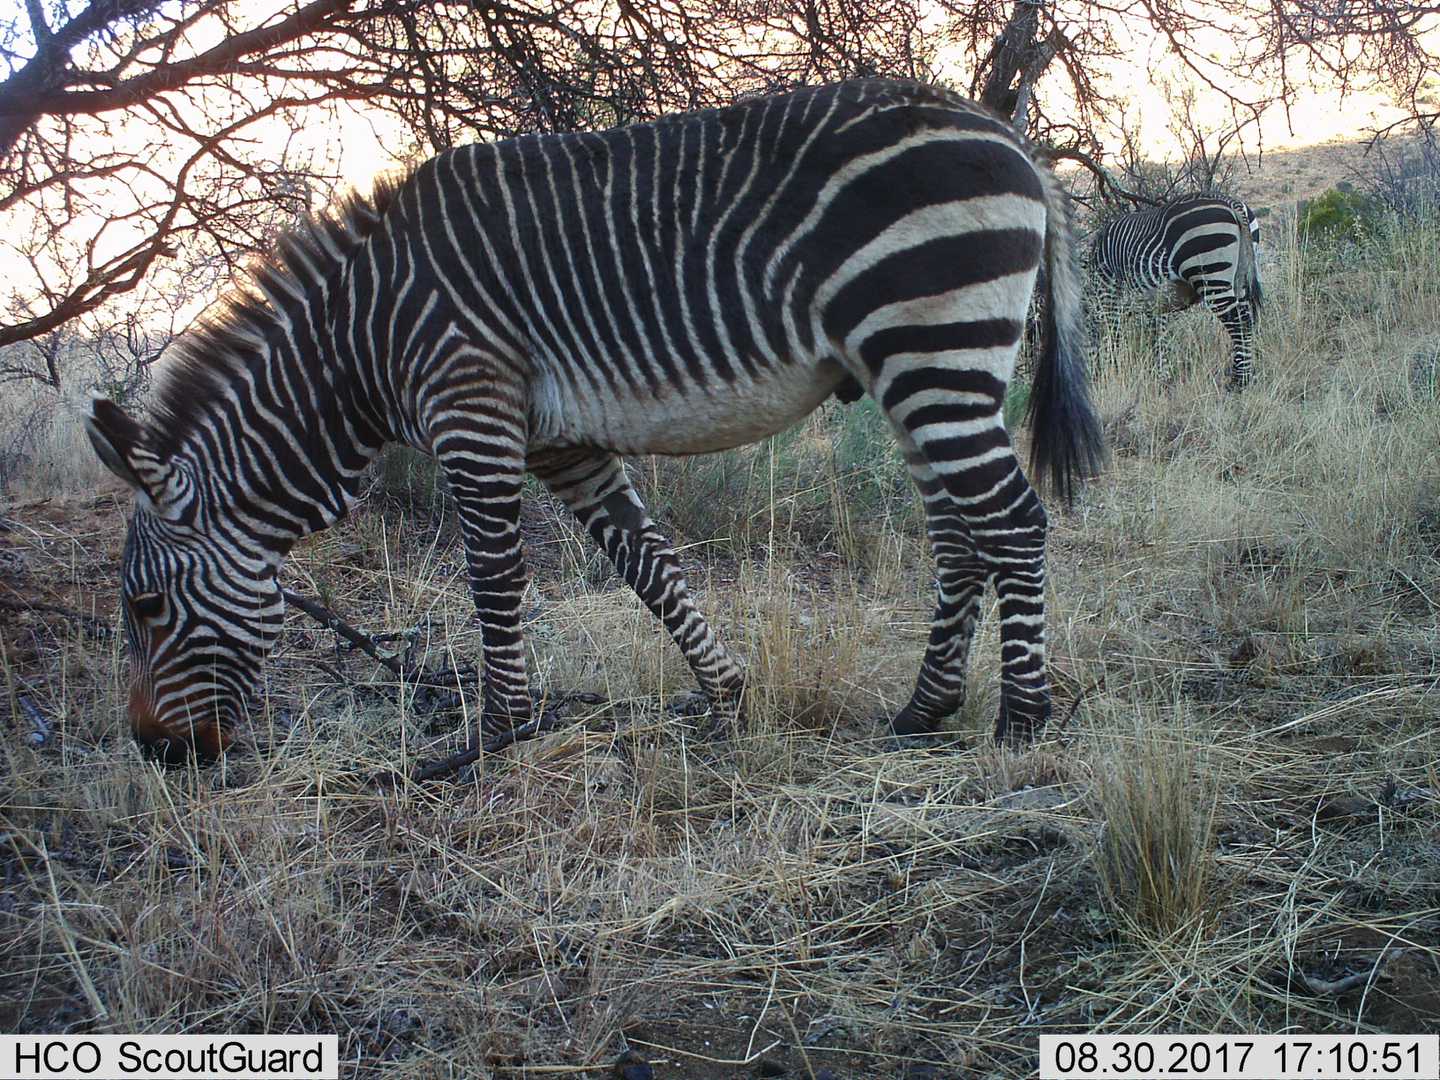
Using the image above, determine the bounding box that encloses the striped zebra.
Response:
[1090,193,1262,386]
[84,79,1104,766]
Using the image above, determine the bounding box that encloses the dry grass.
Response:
[2,204,1438,1076]
[1093,714,1218,942]
[0,371,114,497]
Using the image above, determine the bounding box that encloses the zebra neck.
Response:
[185,322,387,554]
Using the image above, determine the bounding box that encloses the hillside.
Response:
[2,152,1437,1075]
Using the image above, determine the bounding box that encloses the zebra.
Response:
[1089,193,1262,386]
[83,79,1104,767]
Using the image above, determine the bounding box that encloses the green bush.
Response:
[1298,186,1382,244]
[1004,379,1031,430]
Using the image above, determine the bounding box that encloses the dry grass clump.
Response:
[0,366,115,497]
[1092,716,1218,942]
[3,203,1439,1073]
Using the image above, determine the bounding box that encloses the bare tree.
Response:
[1,0,1435,384]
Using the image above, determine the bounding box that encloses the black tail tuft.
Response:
[1026,176,1106,507]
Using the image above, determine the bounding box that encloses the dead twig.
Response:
[1298,948,1402,997]
[405,689,605,782]
[281,587,471,690]
[408,712,560,783]
[16,691,50,746]
[281,588,616,780]
[1050,678,1101,736]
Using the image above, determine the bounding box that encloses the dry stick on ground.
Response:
[1049,679,1101,737]
[1299,947,1402,997]
[406,715,561,783]
[16,691,50,746]
[280,587,471,689]
[281,586,595,782]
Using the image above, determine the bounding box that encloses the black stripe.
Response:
[881,366,1007,411]
[859,318,1021,373]
[825,228,1041,341]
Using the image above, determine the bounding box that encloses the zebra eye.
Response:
[131,592,165,621]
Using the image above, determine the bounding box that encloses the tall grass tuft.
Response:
[1094,717,1219,942]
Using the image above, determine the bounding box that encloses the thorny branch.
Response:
[280,587,472,690]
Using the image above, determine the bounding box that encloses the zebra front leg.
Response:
[434,430,533,743]
[533,450,746,723]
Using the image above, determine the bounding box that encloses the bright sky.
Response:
[1105,39,1411,157]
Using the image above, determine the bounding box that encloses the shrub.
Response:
[370,444,448,515]
[1298,186,1383,245]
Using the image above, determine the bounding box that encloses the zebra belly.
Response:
[529,357,851,456]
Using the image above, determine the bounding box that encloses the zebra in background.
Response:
[84,79,1104,766]
[1089,193,1262,386]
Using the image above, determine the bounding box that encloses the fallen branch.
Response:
[281,587,471,689]
[1048,677,1101,739]
[409,713,560,783]
[16,692,50,746]
[1298,948,1401,997]
[409,690,606,782]
[279,588,610,781]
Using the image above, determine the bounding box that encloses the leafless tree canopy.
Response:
[1,0,1436,382]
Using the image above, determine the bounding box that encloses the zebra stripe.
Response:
[85,79,1104,765]
[1090,193,1262,386]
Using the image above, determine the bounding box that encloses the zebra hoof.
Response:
[890,703,942,738]
[666,689,742,739]
[994,695,1050,746]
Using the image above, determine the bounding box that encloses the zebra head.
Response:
[85,397,284,765]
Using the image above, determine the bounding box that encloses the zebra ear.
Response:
[85,396,176,509]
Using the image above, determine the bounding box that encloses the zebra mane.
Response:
[147,172,409,452]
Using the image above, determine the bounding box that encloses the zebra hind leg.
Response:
[1215,297,1257,388]
[533,450,747,726]
[881,378,1052,745]
[434,428,534,743]
[889,449,988,738]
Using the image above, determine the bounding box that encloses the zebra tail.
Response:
[1234,203,1262,320]
[1026,170,1106,507]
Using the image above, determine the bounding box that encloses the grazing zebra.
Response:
[1089,193,1262,386]
[84,79,1104,766]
